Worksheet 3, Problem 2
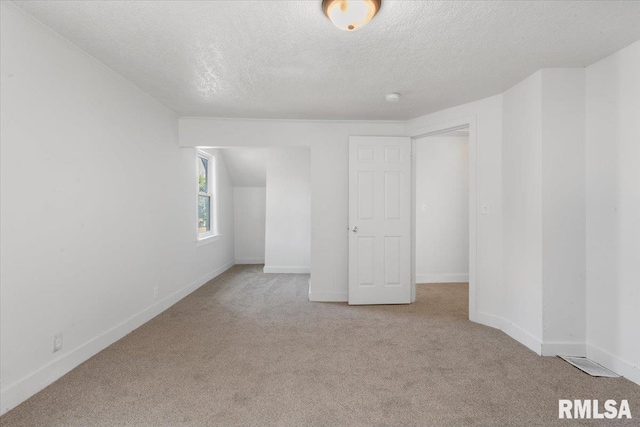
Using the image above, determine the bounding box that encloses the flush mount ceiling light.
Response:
[322,0,381,31]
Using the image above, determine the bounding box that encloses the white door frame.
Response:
[408,116,478,322]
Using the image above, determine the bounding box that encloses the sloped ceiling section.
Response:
[12,1,640,120]
[221,148,267,187]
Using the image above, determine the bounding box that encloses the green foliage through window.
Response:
[197,153,212,235]
[198,195,210,232]
[198,156,208,193]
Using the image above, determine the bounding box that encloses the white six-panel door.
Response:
[348,136,412,305]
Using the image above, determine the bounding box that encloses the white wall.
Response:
[501,69,587,355]
[586,40,640,384]
[415,136,469,283]
[180,101,501,314]
[405,95,504,326]
[540,68,586,355]
[502,71,544,350]
[178,54,640,388]
[234,187,266,264]
[264,147,311,273]
[0,5,235,414]
[3,3,639,414]
[180,118,406,301]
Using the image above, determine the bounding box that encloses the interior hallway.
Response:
[2,265,638,426]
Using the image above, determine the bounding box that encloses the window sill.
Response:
[196,234,221,247]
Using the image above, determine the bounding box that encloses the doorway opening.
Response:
[413,128,470,317]
[198,146,311,275]
[409,117,477,321]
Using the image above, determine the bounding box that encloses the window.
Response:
[197,150,217,241]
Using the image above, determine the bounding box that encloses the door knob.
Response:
[351,226,358,233]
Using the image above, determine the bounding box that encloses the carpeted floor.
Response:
[2,265,639,426]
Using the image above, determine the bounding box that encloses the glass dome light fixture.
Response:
[322,0,381,32]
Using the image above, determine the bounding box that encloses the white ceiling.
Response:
[221,148,267,187]
[12,0,640,120]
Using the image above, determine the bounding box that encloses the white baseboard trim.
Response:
[474,312,588,359]
[416,273,469,283]
[500,319,542,355]
[587,344,640,386]
[263,266,310,274]
[541,342,586,357]
[474,311,503,330]
[309,291,348,302]
[471,310,543,356]
[308,279,347,302]
[0,260,235,416]
[234,258,264,265]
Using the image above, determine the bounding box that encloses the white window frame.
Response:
[196,149,220,245]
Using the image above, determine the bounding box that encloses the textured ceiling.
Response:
[11,0,640,120]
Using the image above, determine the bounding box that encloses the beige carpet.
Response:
[2,265,638,426]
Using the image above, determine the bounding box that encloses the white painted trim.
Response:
[587,344,640,386]
[0,260,235,416]
[407,117,475,139]
[410,138,417,303]
[474,309,634,373]
[416,274,469,283]
[234,258,265,265]
[410,115,478,323]
[196,150,218,240]
[500,319,542,355]
[181,116,403,125]
[263,266,310,274]
[307,278,347,302]
[196,234,221,247]
[471,311,543,355]
[474,311,503,330]
[473,311,587,359]
[541,342,586,357]
[309,291,348,302]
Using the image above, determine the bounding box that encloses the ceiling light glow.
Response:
[385,93,400,102]
[322,0,381,31]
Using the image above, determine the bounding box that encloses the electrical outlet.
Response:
[153,287,159,300]
[53,331,63,353]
